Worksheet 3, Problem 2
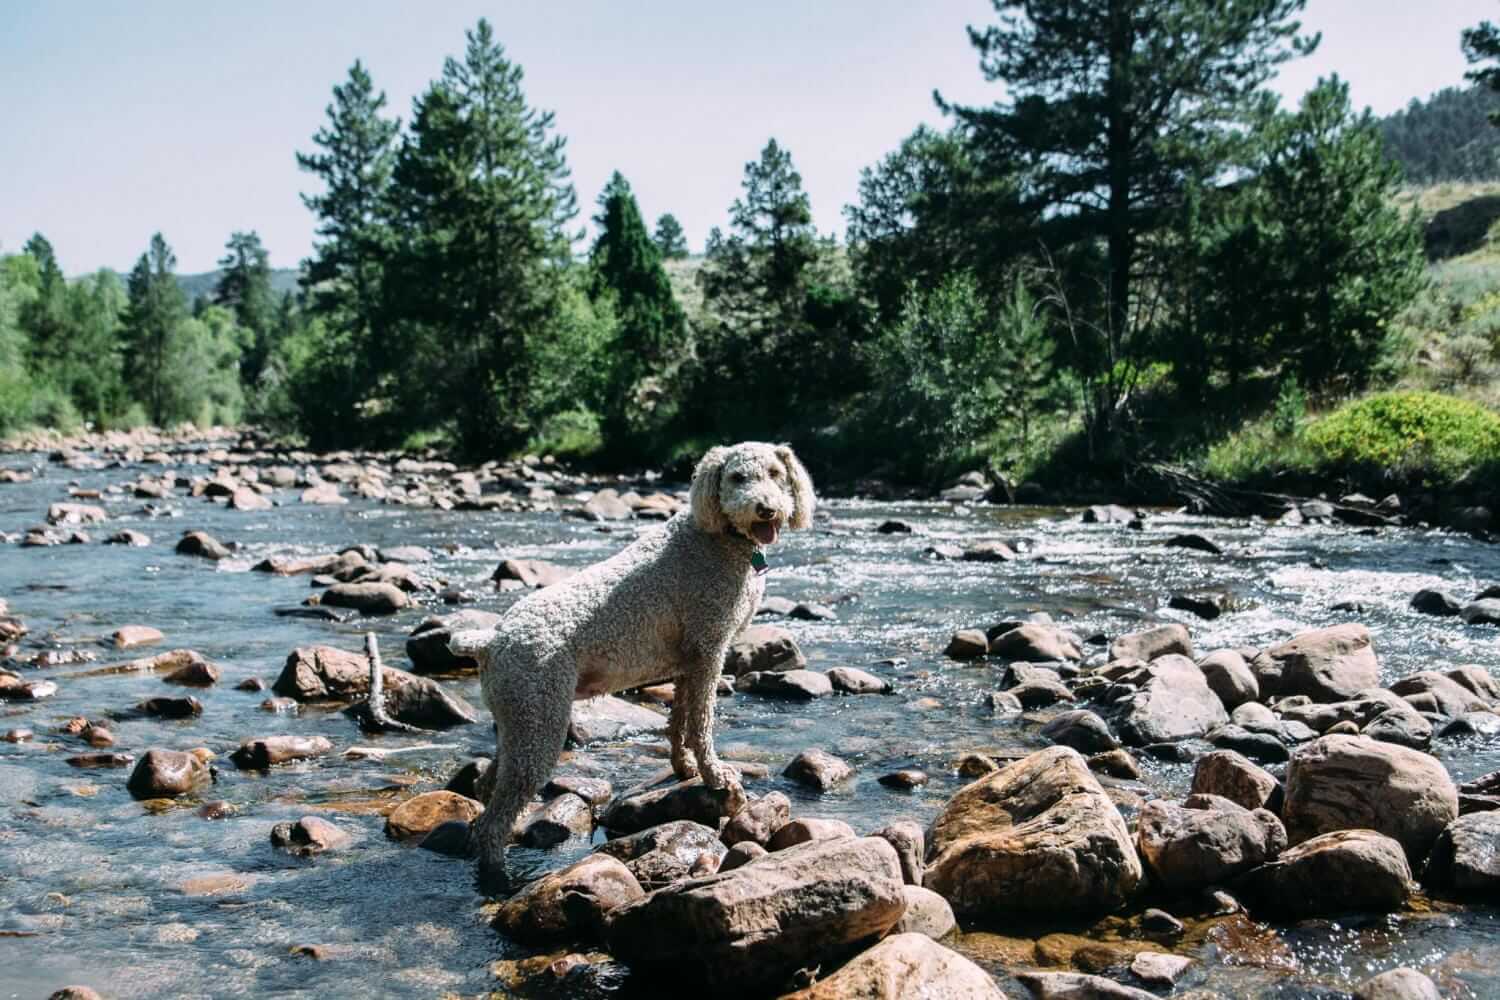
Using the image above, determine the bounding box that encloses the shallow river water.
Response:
[3,442,1500,999]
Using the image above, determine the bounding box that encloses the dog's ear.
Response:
[690,445,730,533]
[776,445,815,530]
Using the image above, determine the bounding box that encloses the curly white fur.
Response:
[455,441,815,879]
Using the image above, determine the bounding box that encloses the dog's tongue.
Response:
[751,520,779,545]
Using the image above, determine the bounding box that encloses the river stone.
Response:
[1136,799,1286,893]
[133,695,203,718]
[1423,811,1500,892]
[230,735,333,770]
[1234,829,1413,917]
[1362,703,1433,750]
[405,609,501,674]
[518,792,593,848]
[1109,624,1192,663]
[544,774,613,805]
[1040,710,1119,754]
[1116,654,1229,746]
[385,790,483,840]
[276,645,478,727]
[724,624,806,675]
[270,815,351,856]
[568,695,667,744]
[1258,624,1379,702]
[1082,504,1136,524]
[945,629,989,660]
[989,623,1082,663]
[1130,952,1194,987]
[596,819,727,889]
[494,853,644,945]
[299,483,345,505]
[721,841,768,872]
[317,581,409,615]
[175,530,232,560]
[923,746,1141,916]
[1191,751,1280,812]
[737,669,832,699]
[604,836,906,995]
[112,625,163,649]
[893,885,957,940]
[1354,968,1441,1000]
[784,748,854,790]
[602,778,741,834]
[827,666,892,694]
[1198,650,1258,709]
[1461,599,1500,625]
[873,820,925,886]
[722,792,791,847]
[1284,735,1457,863]
[1169,590,1233,620]
[47,501,107,525]
[229,486,272,511]
[1410,588,1463,616]
[784,933,1000,1000]
[105,528,150,546]
[1016,972,1158,1000]
[962,540,1016,562]
[1448,664,1500,701]
[491,557,575,590]
[1390,671,1492,717]
[769,817,858,851]
[1439,711,1500,740]
[127,748,210,799]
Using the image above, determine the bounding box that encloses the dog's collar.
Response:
[727,526,771,575]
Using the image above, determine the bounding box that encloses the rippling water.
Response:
[3,445,1500,999]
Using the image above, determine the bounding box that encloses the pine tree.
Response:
[213,231,276,388]
[589,172,686,449]
[652,213,689,259]
[19,233,68,373]
[122,233,190,425]
[1465,19,1500,122]
[943,0,1315,435]
[387,18,577,454]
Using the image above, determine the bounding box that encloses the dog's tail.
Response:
[448,629,494,664]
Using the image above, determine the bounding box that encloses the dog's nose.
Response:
[756,503,775,520]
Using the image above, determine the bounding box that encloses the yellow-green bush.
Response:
[1302,390,1500,479]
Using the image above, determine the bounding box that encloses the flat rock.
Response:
[317,582,410,615]
[1354,968,1442,1000]
[492,557,576,589]
[827,666,892,694]
[567,695,667,745]
[1117,654,1229,746]
[989,623,1082,663]
[230,735,333,770]
[175,530,232,560]
[384,790,483,840]
[783,933,999,999]
[1109,624,1192,663]
[602,778,742,835]
[112,625,163,649]
[1461,599,1500,625]
[737,669,831,699]
[1016,972,1158,1000]
[596,819,727,889]
[784,749,853,790]
[768,817,858,851]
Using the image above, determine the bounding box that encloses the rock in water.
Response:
[493,854,644,945]
[605,836,906,995]
[781,933,1002,999]
[1234,829,1413,917]
[923,746,1141,917]
[1423,812,1500,892]
[1116,654,1229,745]
[1136,799,1286,893]
[1353,968,1441,1000]
[1253,624,1379,702]
[405,609,501,674]
[127,748,210,799]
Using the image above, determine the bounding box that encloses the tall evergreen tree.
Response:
[1464,19,1500,121]
[652,213,689,259]
[387,18,577,454]
[19,233,68,373]
[943,0,1315,435]
[589,172,687,449]
[213,231,276,388]
[122,233,190,425]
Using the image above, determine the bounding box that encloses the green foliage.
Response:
[1464,20,1500,121]
[1378,86,1500,183]
[526,407,603,460]
[1301,391,1500,480]
[1272,377,1307,436]
[652,213,689,259]
[214,231,277,389]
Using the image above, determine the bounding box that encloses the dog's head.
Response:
[689,441,814,545]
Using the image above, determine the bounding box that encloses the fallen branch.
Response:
[343,742,458,762]
[1136,463,1403,527]
[361,632,431,735]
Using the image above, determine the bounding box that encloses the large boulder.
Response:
[602,777,741,834]
[1389,671,1491,717]
[1109,624,1192,663]
[923,746,1141,917]
[317,581,409,615]
[1136,799,1286,893]
[1116,654,1229,746]
[1423,812,1500,892]
[1197,650,1258,710]
[1254,624,1379,702]
[1190,751,1280,812]
[595,820,727,889]
[493,854,644,944]
[1283,735,1457,863]
[782,933,1003,1000]
[405,610,501,674]
[605,836,906,995]
[127,748,210,799]
[568,695,667,745]
[273,645,477,727]
[1234,829,1413,917]
[989,624,1082,663]
[1354,968,1441,1000]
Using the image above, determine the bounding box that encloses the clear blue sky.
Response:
[0,1,1489,275]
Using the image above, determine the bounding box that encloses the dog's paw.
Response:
[671,756,700,781]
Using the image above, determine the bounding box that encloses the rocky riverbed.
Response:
[3,428,1500,999]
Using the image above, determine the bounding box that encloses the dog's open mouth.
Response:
[751,519,780,545]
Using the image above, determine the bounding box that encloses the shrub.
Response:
[1302,390,1500,480]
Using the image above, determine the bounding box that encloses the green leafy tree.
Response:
[589,172,687,450]
[122,233,191,425]
[652,213,689,259]
[1464,19,1500,121]
[0,254,40,432]
[294,59,400,443]
[19,234,68,374]
[943,0,1315,436]
[1378,86,1500,182]
[387,18,578,454]
[58,270,127,422]
[213,231,277,388]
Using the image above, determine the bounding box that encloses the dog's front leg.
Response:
[667,693,698,781]
[675,661,745,812]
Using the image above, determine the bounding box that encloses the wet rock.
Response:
[162,657,220,687]
[605,836,906,995]
[768,817,858,850]
[788,933,1000,1000]
[1016,971,1157,1000]
[105,529,150,546]
[255,551,365,576]
[1423,811,1500,892]
[229,486,272,511]
[445,758,491,800]
[724,624,806,676]
[1284,734,1457,863]
[299,483,345,505]
[316,582,409,615]
[1410,588,1463,617]
[519,792,594,848]
[175,530,231,560]
[1198,650,1258,709]
[418,820,472,856]
[1461,599,1500,625]
[274,645,478,728]
[1117,654,1229,746]
[67,752,135,768]
[47,501,107,525]
[1169,590,1234,620]
[0,672,57,700]
[230,735,334,770]
[1205,726,1289,762]
[873,821,925,886]
[1362,703,1433,750]
[127,748,210,798]
[271,816,352,856]
[235,677,266,692]
[784,749,854,791]
[1137,799,1286,893]
[602,778,742,835]
[1130,952,1193,988]
[596,820,727,889]
[962,541,1017,562]
[1165,533,1223,555]
[3,728,33,742]
[132,695,203,718]
[1087,749,1141,780]
[405,609,501,674]
[1082,504,1136,524]
[924,543,964,560]
[789,601,837,621]
[1448,664,1500,701]
[492,557,576,590]
[944,629,989,660]
[737,669,832,699]
[827,666,891,694]
[924,746,1141,917]
[384,790,483,841]
[1353,968,1441,1000]
[757,596,796,616]
[1191,751,1280,812]
[568,696,667,744]
[494,854,644,945]
[982,690,1024,715]
[1390,671,1493,717]
[1235,829,1412,917]
[990,623,1083,662]
[879,769,928,790]
[47,988,105,1000]
[1040,710,1119,754]
[1109,624,1192,663]
[1438,711,1500,739]
[877,520,913,534]
[1007,675,1075,709]
[112,625,163,649]
[544,774,613,806]
[260,696,297,713]
[1255,624,1379,702]
[722,792,791,848]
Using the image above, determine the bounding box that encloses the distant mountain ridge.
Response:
[76,266,302,302]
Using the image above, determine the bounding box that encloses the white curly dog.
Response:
[451,441,815,879]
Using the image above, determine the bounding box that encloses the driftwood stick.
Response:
[363,632,429,734]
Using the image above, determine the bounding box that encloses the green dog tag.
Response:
[751,550,768,574]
